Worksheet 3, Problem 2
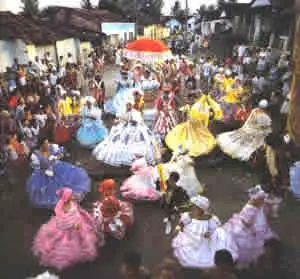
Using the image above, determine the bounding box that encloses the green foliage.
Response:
[21,0,39,17]
[98,0,163,17]
[81,0,93,9]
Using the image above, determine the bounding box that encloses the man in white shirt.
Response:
[237,44,246,62]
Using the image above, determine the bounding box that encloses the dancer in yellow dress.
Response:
[165,92,223,157]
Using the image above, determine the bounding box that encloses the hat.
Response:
[98,179,117,198]
[218,67,224,72]
[190,195,210,212]
[0,110,10,117]
[258,99,268,109]
[248,185,268,201]
[28,271,60,279]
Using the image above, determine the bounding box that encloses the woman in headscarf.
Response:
[223,185,277,268]
[76,96,107,148]
[165,92,223,158]
[32,187,100,270]
[217,99,272,161]
[93,99,161,167]
[93,179,134,240]
[26,137,91,208]
[172,195,238,269]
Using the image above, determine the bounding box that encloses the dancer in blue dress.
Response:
[26,137,91,208]
[76,96,108,148]
[104,71,135,116]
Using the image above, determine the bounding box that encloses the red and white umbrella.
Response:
[123,38,173,63]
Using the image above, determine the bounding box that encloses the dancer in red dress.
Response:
[93,179,134,240]
[153,87,179,138]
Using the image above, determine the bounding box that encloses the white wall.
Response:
[0,39,28,72]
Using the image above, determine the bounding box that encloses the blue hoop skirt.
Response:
[26,161,91,208]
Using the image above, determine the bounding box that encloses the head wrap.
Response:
[284,133,291,144]
[248,185,268,201]
[98,179,117,198]
[190,195,210,212]
[258,99,268,109]
[225,69,232,76]
[55,187,74,215]
[84,96,96,105]
[101,196,121,217]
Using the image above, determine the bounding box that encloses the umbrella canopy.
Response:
[123,38,173,63]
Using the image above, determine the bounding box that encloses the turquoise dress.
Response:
[76,105,108,148]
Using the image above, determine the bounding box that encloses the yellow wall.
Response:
[143,25,170,40]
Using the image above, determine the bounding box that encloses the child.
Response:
[161,172,190,235]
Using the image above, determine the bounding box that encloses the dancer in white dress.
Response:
[93,100,161,166]
[172,196,238,269]
[217,99,272,161]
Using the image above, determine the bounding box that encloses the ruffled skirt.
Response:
[93,123,161,166]
[26,161,91,208]
[76,119,107,148]
[165,120,216,157]
[33,210,99,270]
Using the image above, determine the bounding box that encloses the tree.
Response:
[98,0,162,18]
[21,0,39,17]
[171,0,185,20]
[207,4,216,11]
[171,0,181,16]
[81,0,93,9]
[198,4,207,14]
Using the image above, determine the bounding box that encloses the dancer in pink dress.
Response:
[120,157,161,201]
[93,179,134,240]
[223,185,277,268]
[153,88,179,138]
[32,187,102,270]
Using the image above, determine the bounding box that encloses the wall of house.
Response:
[35,45,57,65]
[56,38,80,63]
[80,41,92,65]
[144,25,170,40]
[0,39,28,72]
[102,23,136,42]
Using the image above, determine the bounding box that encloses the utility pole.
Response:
[185,0,188,41]
[135,0,138,39]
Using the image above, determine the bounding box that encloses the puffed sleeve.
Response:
[49,144,64,157]
[31,125,40,136]
[30,153,40,169]
[239,204,257,226]
[208,215,221,232]
[179,212,192,225]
